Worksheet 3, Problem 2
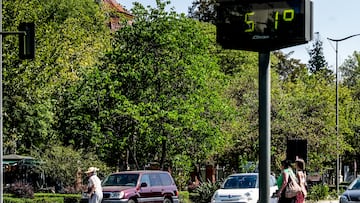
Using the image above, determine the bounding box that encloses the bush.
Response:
[171,155,193,191]
[63,196,81,203]
[190,180,221,203]
[8,182,34,199]
[30,145,112,189]
[179,191,191,203]
[4,197,63,203]
[307,184,329,201]
[3,194,81,203]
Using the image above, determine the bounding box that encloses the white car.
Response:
[211,173,278,203]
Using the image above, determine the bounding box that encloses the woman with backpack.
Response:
[276,160,297,203]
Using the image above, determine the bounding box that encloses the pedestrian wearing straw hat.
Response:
[85,167,103,203]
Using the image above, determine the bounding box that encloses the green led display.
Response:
[216,0,313,51]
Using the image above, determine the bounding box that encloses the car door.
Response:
[149,173,164,203]
[270,175,278,196]
[138,173,155,202]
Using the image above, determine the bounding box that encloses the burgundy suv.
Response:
[83,170,179,203]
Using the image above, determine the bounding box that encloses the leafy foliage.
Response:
[190,180,222,203]
[188,0,217,24]
[307,34,333,81]
[341,51,360,96]
[273,51,308,82]
[339,51,360,168]
[59,0,235,171]
[171,155,194,190]
[2,0,360,190]
[2,0,111,153]
[307,184,330,201]
[8,182,34,198]
[31,145,111,189]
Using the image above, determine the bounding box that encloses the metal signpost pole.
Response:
[216,1,312,203]
[0,0,3,202]
[259,52,271,203]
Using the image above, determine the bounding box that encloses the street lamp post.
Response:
[328,33,360,194]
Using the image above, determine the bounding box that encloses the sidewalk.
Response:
[311,200,338,203]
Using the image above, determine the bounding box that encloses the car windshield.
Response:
[102,174,139,186]
[349,179,360,190]
[223,175,257,189]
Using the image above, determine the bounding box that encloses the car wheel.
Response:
[163,198,172,203]
[128,199,136,203]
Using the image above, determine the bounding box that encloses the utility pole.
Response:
[328,33,360,194]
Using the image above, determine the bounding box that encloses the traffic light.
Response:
[18,22,35,59]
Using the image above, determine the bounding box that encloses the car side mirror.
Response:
[140,182,148,187]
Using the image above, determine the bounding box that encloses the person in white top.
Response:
[85,167,103,203]
[295,159,307,203]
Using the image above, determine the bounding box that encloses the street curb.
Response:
[313,200,338,203]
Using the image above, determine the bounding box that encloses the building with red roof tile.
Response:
[102,0,134,30]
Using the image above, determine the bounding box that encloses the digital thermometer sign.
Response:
[216,0,313,51]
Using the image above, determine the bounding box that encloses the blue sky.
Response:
[120,0,360,70]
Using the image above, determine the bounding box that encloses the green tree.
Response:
[2,0,111,153]
[339,51,360,170]
[271,71,352,173]
[340,51,360,96]
[340,87,360,169]
[60,0,235,171]
[31,145,111,188]
[220,47,352,173]
[307,34,333,80]
[221,64,259,168]
[188,0,217,24]
[273,50,308,82]
[4,0,357,184]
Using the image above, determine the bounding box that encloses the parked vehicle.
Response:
[211,173,278,203]
[340,177,360,203]
[81,170,179,203]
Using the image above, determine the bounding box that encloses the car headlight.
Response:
[340,195,349,203]
[211,191,218,202]
[110,191,124,199]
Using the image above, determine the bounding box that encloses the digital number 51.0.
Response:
[244,9,295,32]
